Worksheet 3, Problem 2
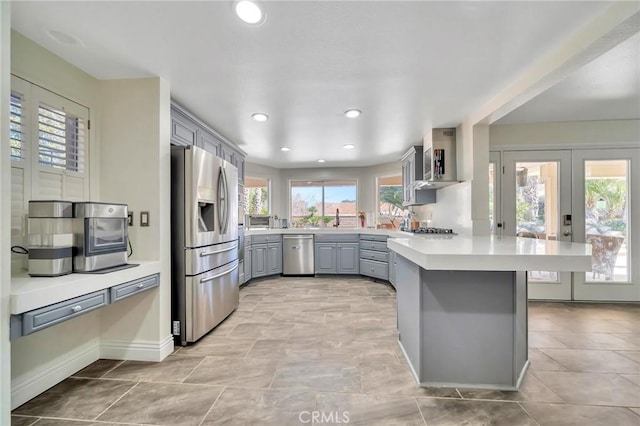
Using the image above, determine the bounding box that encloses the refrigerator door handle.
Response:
[199,242,238,257]
[217,167,227,234]
[200,263,239,284]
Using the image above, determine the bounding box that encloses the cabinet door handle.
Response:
[71,305,82,313]
[137,284,145,289]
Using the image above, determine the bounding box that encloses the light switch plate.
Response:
[140,211,150,227]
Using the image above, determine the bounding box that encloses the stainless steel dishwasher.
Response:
[282,234,315,275]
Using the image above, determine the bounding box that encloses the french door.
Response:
[501,148,639,302]
[572,149,639,301]
[503,150,573,300]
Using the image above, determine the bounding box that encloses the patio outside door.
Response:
[503,150,572,300]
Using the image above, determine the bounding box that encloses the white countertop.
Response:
[11,260,162,314]
[387,235,592,272]
[246,227,404,237]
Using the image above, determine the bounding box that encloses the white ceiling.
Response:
[10,1,636,168]
[497,32,640,124]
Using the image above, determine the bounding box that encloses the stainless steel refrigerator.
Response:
[171,145,239,345]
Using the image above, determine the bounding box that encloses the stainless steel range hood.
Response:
[413,179,460,189]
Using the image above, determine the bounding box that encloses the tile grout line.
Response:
[91,380,141,422]
[180,356,209,383]
[31,414,159,425]
[516,401,542,426]
[414,397,428,426]
[197,385,227,426]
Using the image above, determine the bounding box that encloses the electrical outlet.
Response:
[127,211,134,226]
[140,211,150,227]
[172,321,180,336]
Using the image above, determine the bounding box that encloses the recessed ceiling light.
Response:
[46,29,83,46]
[280,147,291,152]
[251,113,269,122]
[343,144,355,149]
[344,109,361,118]
[317,159,326,163]
[235,1,265,25]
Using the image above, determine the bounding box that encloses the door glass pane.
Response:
[585,160,629,282]
[489,163,495,234]
[515,161,559,282]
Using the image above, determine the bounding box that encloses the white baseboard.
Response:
[100,335,174,362]
[11,338,100,410]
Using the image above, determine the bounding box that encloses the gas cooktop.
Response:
[410,227,456,235]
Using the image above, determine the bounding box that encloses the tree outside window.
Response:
[244,177,269,215]
[377,175,406,228]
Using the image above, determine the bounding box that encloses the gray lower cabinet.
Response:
[389,250,397,288]
[315,243,337,273]
[359,234,389,281]
[268,242,283,275]
[251,235,282,278]
[11,273,160,339]
[244,237,252,283]
[337,243,359,274]
[314,235,359,274]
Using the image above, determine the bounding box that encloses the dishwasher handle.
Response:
[283,235,314,240]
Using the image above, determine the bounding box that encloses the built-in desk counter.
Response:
[10,261,162,339]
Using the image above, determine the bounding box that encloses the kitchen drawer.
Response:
[360,259,388,281]
[251,234,282,244]
[110,273,159,303]
[23,289,108,336]
[315,234,359,243]
[359,240,388,252]
[359,234,388,242]
[360,248,388,263]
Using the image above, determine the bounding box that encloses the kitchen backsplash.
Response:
[411,181,473,236]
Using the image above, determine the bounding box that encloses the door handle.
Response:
[563,231,572,237]
[200,242,238,256]
[200,263,239,283]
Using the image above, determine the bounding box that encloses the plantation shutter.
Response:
[10,91,26,162]
[38,102,86,172]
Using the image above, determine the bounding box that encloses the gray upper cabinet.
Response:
[401,145,436,206]
[220,144,235,164]
[171,110,198,147]
[198,129,221,156]
[170,102,246,182]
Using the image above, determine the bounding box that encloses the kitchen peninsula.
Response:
[388,235,592,390]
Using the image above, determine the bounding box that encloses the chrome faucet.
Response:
[334,208,340,227]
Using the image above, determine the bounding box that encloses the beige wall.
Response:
[1,3,12,423]
[490,120,640,148]
[98,77,172,344]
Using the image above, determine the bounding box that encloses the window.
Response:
[290,180,357,227]
[244,177,269,215]
[37,102,85,172]
[10,92,26,162]
[377,175,405,228]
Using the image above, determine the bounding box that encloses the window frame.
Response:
[375,173,405,229]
